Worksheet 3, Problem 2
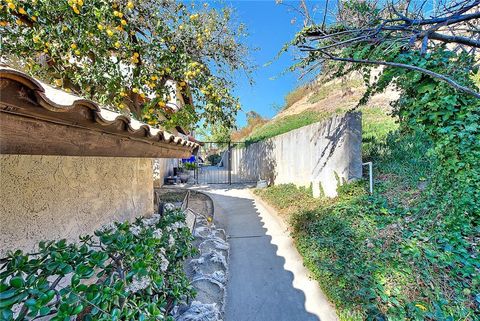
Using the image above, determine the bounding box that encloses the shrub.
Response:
[0,208,196,320]
[206,154,221,165]
[183,162,197,170]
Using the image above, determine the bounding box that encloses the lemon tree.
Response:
[1,0,251,130]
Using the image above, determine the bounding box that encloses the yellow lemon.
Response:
[415,304,427,311]
[74,49,81,55]
[158,101,166,107]
[70,43,77,49]
[121,19,127,26]
[127,1,134,9]
[54,78,63,87]
[106,29,114,37]
[114,41,121,48]
[7,2,15,10]
[132,88,139,93]
[18,7,26,15]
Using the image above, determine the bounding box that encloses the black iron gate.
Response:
[194,142,257,184]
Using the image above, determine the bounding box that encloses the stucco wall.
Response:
[153,158,168,187]
[0,155,153,257]
[153,158,179,187]
[231,112,362,197]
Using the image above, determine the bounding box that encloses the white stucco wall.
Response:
[0,155,154,256]
[153,158,180,187]
[231,112,362,197]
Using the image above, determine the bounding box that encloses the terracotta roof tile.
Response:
[0,66,199,154]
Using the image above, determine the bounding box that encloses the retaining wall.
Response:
[231,112,362,197]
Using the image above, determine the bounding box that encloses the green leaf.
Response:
[417,83,435,94]
[39,306,51,316]
[72,304,84,315]
[9,277,24,289]
[0,289,16,300]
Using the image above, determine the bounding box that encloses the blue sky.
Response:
[221,1,310,127]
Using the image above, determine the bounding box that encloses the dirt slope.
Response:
[276,72,398,119]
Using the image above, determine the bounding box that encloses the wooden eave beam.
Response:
[0,81,195,158]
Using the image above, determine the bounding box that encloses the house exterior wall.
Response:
[0,155,153,257]
[153,158,168,187]
[153,158,180,187]
[231,112,363,198]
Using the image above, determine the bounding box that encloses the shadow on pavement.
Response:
[195,186,337,321]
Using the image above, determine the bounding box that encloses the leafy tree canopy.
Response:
[1,0,252,130]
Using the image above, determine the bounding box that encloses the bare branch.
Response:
[315,53,480,98]
[429,32,480,47]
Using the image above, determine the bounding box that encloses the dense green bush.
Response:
[0,208,196,321]
[206,154,221,166]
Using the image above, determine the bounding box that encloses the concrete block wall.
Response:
[0,155,154,256]
[231,112,362,197]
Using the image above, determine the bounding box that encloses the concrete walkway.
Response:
[198,185,338,321]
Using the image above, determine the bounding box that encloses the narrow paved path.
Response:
[198,186,338,321]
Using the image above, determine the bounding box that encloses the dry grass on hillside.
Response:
[231,115,268,141]
[233,71,399,142]
[277,72,398,119]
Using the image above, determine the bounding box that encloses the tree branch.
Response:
[429,32,480,48]
[315,53,480,98]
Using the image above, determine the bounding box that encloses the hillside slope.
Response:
[237,72,399,144]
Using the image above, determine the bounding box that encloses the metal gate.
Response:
[194,142,257,184]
